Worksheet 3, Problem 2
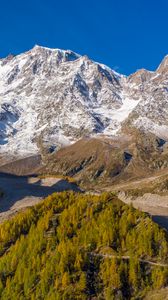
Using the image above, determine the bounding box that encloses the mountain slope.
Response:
[0,192,167,299]
[39,129,168,189]
[0,45,167,157]
[0,46,123,155]
[124,60,168,140]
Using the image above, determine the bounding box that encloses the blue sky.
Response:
[0,0,168,74]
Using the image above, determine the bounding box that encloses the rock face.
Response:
[0,45,168,156]
[124,59,168,139]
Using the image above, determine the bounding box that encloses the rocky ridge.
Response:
[0,45,168,157]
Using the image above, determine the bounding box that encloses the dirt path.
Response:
[91,253,168,268]
[0,173,80,222]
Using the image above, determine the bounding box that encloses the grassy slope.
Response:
[39,129,168,190]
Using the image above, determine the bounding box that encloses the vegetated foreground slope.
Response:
[0,192,168,299]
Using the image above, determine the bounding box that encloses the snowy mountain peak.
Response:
[0,46,167,157]
[30,44,80,61]
[127,68,154,86]
[156,54,168,74]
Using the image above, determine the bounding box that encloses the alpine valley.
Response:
[0,46,168,299]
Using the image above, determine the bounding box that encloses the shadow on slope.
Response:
[0,172,81,215]
[153,215,168,231]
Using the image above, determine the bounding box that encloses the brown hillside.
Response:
[40,130,168,189]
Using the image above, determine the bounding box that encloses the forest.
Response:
[0,191,167,299]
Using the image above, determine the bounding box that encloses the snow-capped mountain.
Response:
[0,45,167,156]
[124,58,168,139]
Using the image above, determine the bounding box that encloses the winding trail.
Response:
[91,253,168,268]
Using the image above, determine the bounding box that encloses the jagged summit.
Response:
[127,68,154,85]
[30,45,81,61]
[156,54,168,74]
[0,46,168,156]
